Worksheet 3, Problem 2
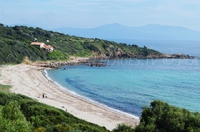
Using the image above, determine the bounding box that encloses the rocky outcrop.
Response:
[87,61,106,67]
[93,52,197,59]
[32,58,107,69]
[33,53,197,69]
[160,54,197,59]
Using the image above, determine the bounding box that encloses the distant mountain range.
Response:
[53,23,200,40]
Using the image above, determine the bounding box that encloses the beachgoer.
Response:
[42,93,47,98]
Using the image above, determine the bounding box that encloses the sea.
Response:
[46,40,200,117]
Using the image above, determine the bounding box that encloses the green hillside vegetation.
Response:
[0,23,161,64]
[113,100,200,132]
[134,100,200,132]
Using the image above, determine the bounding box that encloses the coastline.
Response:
[0,64,139,130]
[29,54,198,69]
[44,69,140,120]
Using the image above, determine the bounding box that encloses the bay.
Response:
[47,40,200,117]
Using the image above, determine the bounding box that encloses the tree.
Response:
[134,100,200,132]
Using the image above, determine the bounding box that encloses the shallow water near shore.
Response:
[47,58,200,116]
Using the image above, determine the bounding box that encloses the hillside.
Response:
[54,23,200,40]
[0,85,109,132]
[0,23,161,64]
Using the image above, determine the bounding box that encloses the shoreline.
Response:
[44,69,140,120]
[29,54,198,69]
[0,64,139,130]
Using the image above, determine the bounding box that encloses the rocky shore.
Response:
[157,53,197,59]
[32,60,106,68]
[31,53,197,69]
[107,53,197,59]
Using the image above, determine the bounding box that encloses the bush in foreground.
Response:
[134,100,200,132]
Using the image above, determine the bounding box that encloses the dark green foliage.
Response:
[48,50,67,60]
[134,100,200,132]
[112,124,134,132]
[0,24,161,64]
[0,92,109,132]
[0,92,28,105]
[0,101,32,132]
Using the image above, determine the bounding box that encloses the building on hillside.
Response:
[31,42,53,52]
[44,45,54,52]
[31,42,45,48]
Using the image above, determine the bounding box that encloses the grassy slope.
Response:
[0,23,161,64]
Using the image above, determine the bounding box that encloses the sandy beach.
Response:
[0,64,139,130]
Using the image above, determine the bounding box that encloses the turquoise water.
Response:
[47,40,200,117]
[47,58,200,117]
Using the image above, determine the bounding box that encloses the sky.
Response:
[0,0,200,31]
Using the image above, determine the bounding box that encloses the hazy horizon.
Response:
[4,22,200,32]
[1,0,200,31]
